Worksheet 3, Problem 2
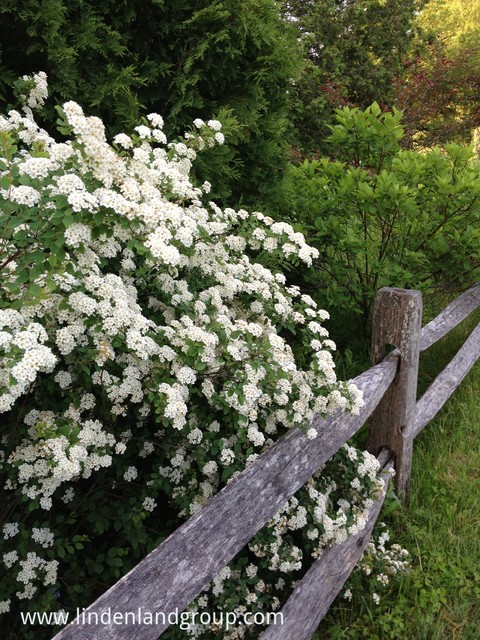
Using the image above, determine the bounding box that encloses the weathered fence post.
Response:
[367,288,422,500]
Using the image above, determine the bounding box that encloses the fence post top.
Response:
[375,287,423,300]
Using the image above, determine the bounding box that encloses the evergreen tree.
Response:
[0,0,300,204]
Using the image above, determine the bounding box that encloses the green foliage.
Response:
[281,0,423,156]
[0,0,300,205]
[417,0,480,53]
[395,40,480,149]
[394,0,480,149]
[281,104,480,322]
[327,102,405,166]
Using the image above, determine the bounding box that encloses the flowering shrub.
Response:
[342,523,411,607]
[0,74,399,639]
[314,522,411,640]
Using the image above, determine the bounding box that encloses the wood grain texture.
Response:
[52,357,398,640]
[367,288,423,500]
[414,321,480,437]
[419,283,480,352]
[260,455,394,640]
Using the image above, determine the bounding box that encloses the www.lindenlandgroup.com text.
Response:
[20,607,284,631]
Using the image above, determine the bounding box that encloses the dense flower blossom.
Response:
[0,75,406,635]
[20,71,48,110]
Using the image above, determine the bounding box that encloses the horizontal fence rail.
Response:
[419,283,480,352]
[53,283,480,640]
[414,321,480,437]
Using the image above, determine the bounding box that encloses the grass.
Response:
[313,302,480,640]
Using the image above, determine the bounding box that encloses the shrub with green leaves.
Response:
[281,0,422,158]
[282,103,480,323]
[0,76,409,639]
[0,0,300,206]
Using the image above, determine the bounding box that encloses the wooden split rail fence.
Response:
[53,283,480,640]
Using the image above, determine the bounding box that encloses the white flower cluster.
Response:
[182,560,284,640]
[0,601,10,614]
[123,466,138,482]
[0,103,53,146]
[246,444,385,578]
[158,382,188,430]
[2,522,19,540]
[3,550,19,568]
[358,524,410,582]
[142,497,157,512]
[21,71,48,110]
[0,313,57,413]
[0,74,368,618]
[342,522,411,607]
[183,442,389,638]
[31,527,55,549]
[15,551,59,600]
[7,410,119,508]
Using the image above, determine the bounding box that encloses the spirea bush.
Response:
[0,75,403,639]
